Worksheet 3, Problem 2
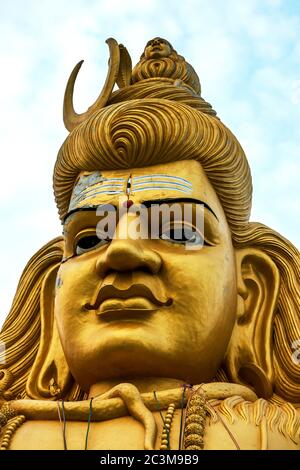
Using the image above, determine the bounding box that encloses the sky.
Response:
[0,0,299,327]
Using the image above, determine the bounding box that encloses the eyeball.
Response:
[160,224,204,247]
[75,235,108,255]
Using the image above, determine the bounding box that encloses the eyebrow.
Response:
[63,205,117,224]
[141,198,218,221]
[63,197,218,224]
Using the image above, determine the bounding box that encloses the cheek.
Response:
[54,259,99,339]
[162,247,237,338]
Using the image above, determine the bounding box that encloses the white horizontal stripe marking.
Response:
[132,180,192,190]
[133,174,192,186]
[132,186,192,193]
[74,189,124,200]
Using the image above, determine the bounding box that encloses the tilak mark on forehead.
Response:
[68,171,193,212]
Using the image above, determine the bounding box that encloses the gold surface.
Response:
[0,37,299,450]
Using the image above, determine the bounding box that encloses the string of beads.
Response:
[0,403,26,451]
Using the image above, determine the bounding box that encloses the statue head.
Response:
[0,38,299,405]
[143,37,173,59]
[131,37,201,95]
[54,158,237,391]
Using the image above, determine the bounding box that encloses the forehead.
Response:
[67,160,225,220]
[147,37,168,45]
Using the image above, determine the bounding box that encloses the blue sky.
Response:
[0,0,299,326]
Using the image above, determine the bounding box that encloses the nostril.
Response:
[97,257,161,278]
[96,241,162,277]
[100,267,117,278]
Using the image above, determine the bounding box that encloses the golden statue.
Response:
[0,37,299,451]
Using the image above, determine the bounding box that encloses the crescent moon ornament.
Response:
[63,38,121,132]
[116,44,132,89]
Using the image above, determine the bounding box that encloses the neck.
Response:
[88,377,185,398]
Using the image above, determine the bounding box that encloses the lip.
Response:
[96,296,160,319]
[84,281,173,314]
[100,296,157,312]
[151,48,162,54]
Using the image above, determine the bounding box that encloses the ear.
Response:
[224,247,280,398]
[26,263,73,400]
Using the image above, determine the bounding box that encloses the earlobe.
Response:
[224,248,280,398]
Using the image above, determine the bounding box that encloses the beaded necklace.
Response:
[0,384,243,450]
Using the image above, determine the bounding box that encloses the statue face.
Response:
[144,37,172,59]
[55,160,237,390]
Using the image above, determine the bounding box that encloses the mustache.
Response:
[84,273,172,311]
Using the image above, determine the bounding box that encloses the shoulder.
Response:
[200,395,300,450]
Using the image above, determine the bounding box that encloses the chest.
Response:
[7,410,277,450]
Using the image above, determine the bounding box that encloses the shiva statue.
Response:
[0,37,299,450]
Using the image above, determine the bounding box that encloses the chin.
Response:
[149,52,164,59]
[74,339,175,382]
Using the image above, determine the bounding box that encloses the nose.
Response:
[96,214,162,278]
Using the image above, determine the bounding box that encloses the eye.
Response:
[160,224,205,247]
[75,234,108,255]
